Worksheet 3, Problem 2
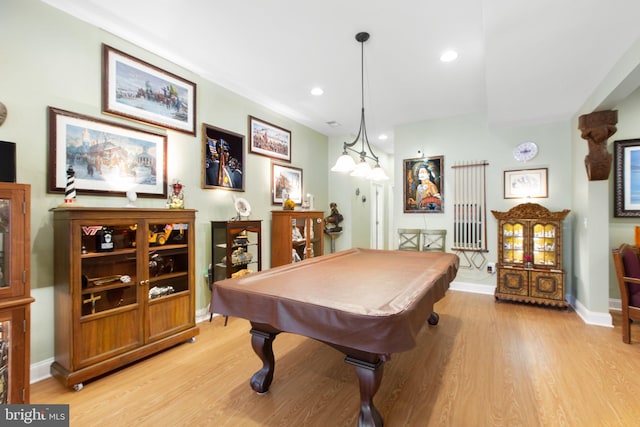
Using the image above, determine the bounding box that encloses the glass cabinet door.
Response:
[0,190,27,298]
[501,221,525,265]
[80,222,138,317]
[0,197,9,290]
[146,221,190,300]
[532,222,557,268]
[308,215,323,259]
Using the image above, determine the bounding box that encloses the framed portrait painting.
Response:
[614,139,640,217]
[48,106,167,198]
[403,156,444,213]
[503,168,548,199]
[271,163,302,205]
[249,116,291,162]
[102,44,197,135]
[202,123,244,191]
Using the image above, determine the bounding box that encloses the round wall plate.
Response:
[234,197,251,217]
[513,141,538,161]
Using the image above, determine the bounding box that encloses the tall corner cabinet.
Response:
[492,203,570,307]
[50,207,199,390]
[0,183,33,403]
[211,220,262,283]
[271,210,324,268]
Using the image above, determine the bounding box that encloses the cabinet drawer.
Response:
[530,271,564,300]
[497,269,528,296]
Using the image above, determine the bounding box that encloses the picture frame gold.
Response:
[102,44,197,135]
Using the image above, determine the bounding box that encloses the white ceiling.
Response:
[41,0,640,153]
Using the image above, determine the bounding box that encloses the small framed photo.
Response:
[614,139,640,217]
[271,163,302,205]
[202,123,244,191]
[102,44,197,135]
[403,156,444,213]
[48,106,167,198]
[504,168,548,199]
[249,116,291,162]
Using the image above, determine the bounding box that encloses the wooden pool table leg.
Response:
[345,357,385,427]
[249,328,278,393]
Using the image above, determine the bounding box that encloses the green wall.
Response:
[0,0,328,365]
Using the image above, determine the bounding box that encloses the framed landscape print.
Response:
[102,44,197,135]
[503,168,548,199]
[271,163,302,205]
[403,155,444,213]
[249,116,291,162]
[48,106,167,198]
[202,123,245,191]
[614,139,640,217]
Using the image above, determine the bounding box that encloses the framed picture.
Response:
[102,44,197,135]
[614,139,640,217]
[271,163,302,205]
[202,123,244,191]
[249,116,291,162]
[48,106,167,198]
[504,168,548,199]
[403,156,444,213]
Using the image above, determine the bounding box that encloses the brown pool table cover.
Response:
[211,248,459,355]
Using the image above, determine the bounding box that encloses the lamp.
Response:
[331,32,388,181]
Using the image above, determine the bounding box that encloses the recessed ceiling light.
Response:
[311,87,324,96]
[378,134,388,140]
[440,50,458,62]
[326,120,341,127]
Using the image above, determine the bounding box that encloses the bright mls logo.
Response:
[2,405,69,426]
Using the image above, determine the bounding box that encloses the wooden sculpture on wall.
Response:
[578,109,618,181]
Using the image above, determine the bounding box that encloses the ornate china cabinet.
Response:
[50,207,199,390]
[271,210,324,267]
[492,203,570,307]
[0,183,33,403]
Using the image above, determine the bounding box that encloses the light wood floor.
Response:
[31,291,640,426]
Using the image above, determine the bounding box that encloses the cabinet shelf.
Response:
[81,248,137,259]
[51,208,199,389]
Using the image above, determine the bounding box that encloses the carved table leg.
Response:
[249,328,278,393]
[345,356,385,427]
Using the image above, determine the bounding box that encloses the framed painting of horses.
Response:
[249,116,291,162]
[48,106,167,199]
[102,44,197,135]
[202,123,245,191]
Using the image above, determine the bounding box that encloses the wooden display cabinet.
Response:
[211,220,262,282]
[0,183,33,403]
[50,208,199,390]
[271,210,324,268]
[492,203,570,307]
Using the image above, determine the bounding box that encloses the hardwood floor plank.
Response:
[31,291,640,426]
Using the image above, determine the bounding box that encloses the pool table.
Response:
[211,248,459,427]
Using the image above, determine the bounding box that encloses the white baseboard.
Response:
[450,280,495,295]
[31,357,54,384]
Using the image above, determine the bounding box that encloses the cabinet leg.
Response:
[249,328,278,394]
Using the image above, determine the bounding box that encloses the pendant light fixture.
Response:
[331,32,388,181]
